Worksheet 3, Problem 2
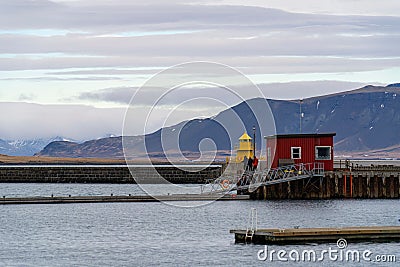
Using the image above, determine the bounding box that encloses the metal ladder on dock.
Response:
[245,208,258,242]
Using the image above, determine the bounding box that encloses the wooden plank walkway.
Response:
[230,226,400,244]
[0,194,249,205]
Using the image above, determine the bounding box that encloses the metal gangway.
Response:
[201,162,324,194]
[200,173,243,194]
[248,162,324,190]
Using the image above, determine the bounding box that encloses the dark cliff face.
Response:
[36,138,123,158]
[36,84,400,158]
[35,141,80,158]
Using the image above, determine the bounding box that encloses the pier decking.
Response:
[0,193,249,205]
[230,226,400,244]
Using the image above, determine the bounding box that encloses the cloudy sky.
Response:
[0,0,399,140]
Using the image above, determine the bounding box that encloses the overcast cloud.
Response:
[0,102,125,140]
[78,81,367,105]
[0,0,399,140]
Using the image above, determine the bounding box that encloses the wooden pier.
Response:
[230,226,400,244]
[251,171,400,200]
[0,193,249,205]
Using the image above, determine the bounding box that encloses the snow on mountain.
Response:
[0,136,78,156]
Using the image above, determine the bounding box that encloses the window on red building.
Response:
[291,147,301,159]
[315,146,331,160]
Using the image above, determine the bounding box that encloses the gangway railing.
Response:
[245,162,324,192]
[200,169,250,194]
[201,162,324,194]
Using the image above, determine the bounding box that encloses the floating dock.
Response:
[0,193,249,205]
[230,226,400,244]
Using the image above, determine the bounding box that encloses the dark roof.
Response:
[264,133,336,139]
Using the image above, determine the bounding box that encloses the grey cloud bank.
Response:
[0,102,125,140]
[78,81,366,105]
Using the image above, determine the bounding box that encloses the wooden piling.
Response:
[253,171,400,200]
[350,173,353,198]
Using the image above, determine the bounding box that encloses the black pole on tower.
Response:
[252,126,256,158]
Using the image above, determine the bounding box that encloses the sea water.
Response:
[0,183,399,266]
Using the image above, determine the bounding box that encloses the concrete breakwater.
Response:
[0,165,223,184]
[251,171,400,199]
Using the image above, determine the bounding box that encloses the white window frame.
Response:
[315,146,331,160]
[291,147,301,159]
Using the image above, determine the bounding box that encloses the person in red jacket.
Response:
[252,156,259,171]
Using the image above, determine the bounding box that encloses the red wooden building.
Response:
[265,133,336,171]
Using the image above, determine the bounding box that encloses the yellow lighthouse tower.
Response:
[235,132,254,162]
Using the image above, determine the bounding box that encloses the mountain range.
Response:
[0,137,76,157]
[0,134,116,157]
[24,83,400,159]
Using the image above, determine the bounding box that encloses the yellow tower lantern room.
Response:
[235,132,254,162]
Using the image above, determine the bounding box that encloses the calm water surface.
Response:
[0,183,399,266]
